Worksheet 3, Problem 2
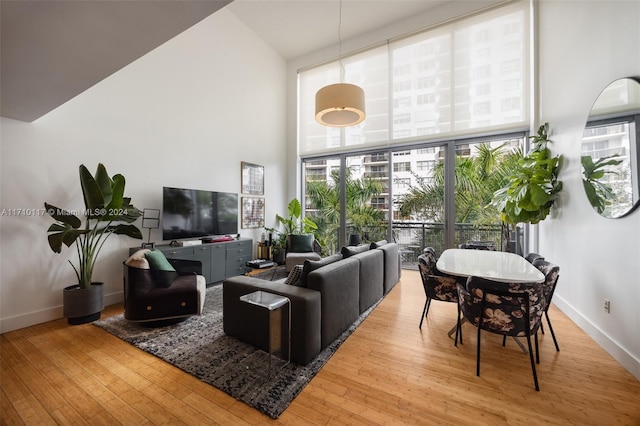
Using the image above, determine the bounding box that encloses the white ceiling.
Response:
[227,0,449,61]
[0,0,463,122]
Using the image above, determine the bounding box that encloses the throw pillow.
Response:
[299,253,343,287]
[288,234,315,253]
[144,250,176,272]
[125,249,151,269]
[284,264,304,285]
[370,239,388,249]
[341,244,370,258]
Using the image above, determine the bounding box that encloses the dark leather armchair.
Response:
[123,258,206,327]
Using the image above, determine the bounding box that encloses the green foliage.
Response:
[45,164,142,288]
[490,123,562,225]
[306,169,386,254]
[265,198,318,253]
[581,154,623,214]
[398,142,521,225]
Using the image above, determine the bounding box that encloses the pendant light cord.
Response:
[338,0,345,83]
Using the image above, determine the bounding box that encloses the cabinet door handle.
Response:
[168,251,177,255]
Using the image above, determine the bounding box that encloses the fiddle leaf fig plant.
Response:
[45,163,142,289]
[581,154,623,214]
[491,123,563,225]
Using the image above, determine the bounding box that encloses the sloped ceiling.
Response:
[0,0,231,122]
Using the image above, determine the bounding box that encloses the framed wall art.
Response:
[241,197,265,229]
[241,161,264,195]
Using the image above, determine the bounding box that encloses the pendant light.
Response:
[315,0,366,127]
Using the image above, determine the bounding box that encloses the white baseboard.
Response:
[0,291,124,334]
[553,295,640,381]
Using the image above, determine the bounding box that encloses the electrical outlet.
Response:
[604,299,611,314]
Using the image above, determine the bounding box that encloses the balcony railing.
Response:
[321,221,518,270]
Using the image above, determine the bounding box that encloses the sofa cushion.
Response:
[285,264,304,285]
[299,253,343,288]
[288,234,315,253]
[341,244,370,258]
[144,250,176,272]
[125,249,151,269]
[370,240,388,249]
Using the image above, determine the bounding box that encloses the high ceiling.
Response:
[227,0,449,61]
[0,0,466,123]
[0,0,231,122]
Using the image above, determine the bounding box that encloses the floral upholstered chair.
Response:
[533,259,561,351]
[417,248,459,329]
[525,252,545,264]
[455,275,546,391]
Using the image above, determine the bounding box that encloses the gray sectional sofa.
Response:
[222,241,400,365]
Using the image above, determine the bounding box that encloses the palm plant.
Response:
[306,169,386,253]
[45,163,142,289]
[398,143,521,225]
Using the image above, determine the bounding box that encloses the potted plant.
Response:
[45,163,142,324]
[490,123,562,251]
[265,198,317,264]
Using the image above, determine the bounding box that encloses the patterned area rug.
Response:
[94,283,380,419]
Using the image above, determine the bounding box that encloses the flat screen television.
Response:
[162,186,238,241]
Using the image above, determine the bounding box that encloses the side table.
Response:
[239,290,291,377]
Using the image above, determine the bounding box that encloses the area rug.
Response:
[94,283,379,419]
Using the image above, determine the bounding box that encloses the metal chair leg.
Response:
[476,324,482,377]
[526,331,540,391]
[545,311,560,351]
[419,298,431,329]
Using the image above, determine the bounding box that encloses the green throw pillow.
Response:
[288,234,315,253]
[144,250,176,272]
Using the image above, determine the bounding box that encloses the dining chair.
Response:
[525,252,544,264]
[417,248,459,329]
[455,276,546,391]
[532,259,561,351]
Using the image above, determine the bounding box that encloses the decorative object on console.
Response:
[315,0,365,127]
[241,196,265,228]
[241,161,264,195]
[141,208,160,249]
[44,163,142,324]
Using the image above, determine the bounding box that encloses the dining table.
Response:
[435,248,544,351]
[436,248,545,283]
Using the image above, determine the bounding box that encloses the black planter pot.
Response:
[273,250,286,265]
[63,282,104,325]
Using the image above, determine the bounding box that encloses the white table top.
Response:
[436,248,545,283]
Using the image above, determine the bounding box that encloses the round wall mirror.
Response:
[581,77,640,218]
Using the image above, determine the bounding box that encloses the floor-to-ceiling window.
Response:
[302,132,526,268]
[299,2,530,267]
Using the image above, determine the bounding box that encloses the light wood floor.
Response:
[2,270,639,425]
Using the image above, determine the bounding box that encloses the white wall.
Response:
[0,9,288,332]
[536,0,640,379]
[282,0,640,380]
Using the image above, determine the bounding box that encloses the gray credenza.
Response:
[131,238,252,284]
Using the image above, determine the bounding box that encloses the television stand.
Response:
[130,237,252,284]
